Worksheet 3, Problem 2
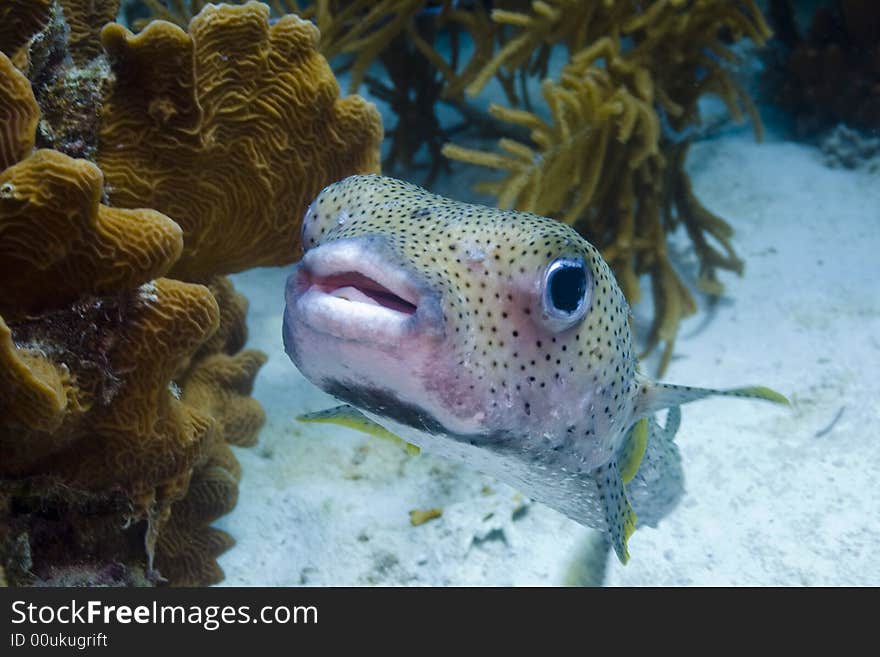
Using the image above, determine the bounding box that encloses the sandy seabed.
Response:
[217,129,880,586]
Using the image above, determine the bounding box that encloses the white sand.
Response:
[217,128,880,586]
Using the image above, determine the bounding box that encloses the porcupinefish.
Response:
[282,175,786,563]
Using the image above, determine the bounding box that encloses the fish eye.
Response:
[541,257,591,331]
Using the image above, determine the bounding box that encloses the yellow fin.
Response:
[297,405,420,455]
[621,505,637,565]
[636,374,790,415]
[619,417,649,485]
[726,386,790,405]
[595,462,637,564]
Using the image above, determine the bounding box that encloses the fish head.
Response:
[284,175,638,466]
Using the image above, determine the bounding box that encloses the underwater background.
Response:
[0,0,877,586]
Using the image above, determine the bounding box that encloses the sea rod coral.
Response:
[0,0,382,585]
[444,0,771,373]
[134,1,771,372]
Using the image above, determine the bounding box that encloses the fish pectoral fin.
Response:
[619,417,649,485]
[297,405,420,455]
[594,461,637,565]
[636,374,790,416]
[663,405,682,438]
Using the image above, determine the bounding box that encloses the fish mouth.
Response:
[285,238,442,346]
[310,270,418,316]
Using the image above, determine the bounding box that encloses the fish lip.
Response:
[285,237,444,346]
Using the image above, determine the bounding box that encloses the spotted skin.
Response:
[283,175,787,563]
[298,175,636,464]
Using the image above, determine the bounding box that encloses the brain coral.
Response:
[0,48,209,573]
[0,149,184,317]
[157,277,266,585]
[0,0,50,59]
[0,48,38,170]
[0,50,228,583]
[62,0,120,62]
[98,1,383,279]
[2,0,379,585]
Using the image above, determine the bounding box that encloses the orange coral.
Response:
[98,1,383,279]
[62,0,121,62]
[181,351,267,450]
[155,507,238,586]
[0,100,225,576]
[0,315,68,435]
[6,2,110,162]
[0,271,266,586]
[0,0,51,59]
[181,277,267,454]
[1,279,219,490]
[0,149,183,317]
[0,268,263,584]
[0,46,259,585]
[2,0,382,585]
[194,275,250,360]
[0,49,37,170]
[155,275,265,585]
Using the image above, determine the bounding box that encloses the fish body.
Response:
[283,175,785,562]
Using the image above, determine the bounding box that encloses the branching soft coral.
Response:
[445,0,770,373]
[464,0,632,100]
